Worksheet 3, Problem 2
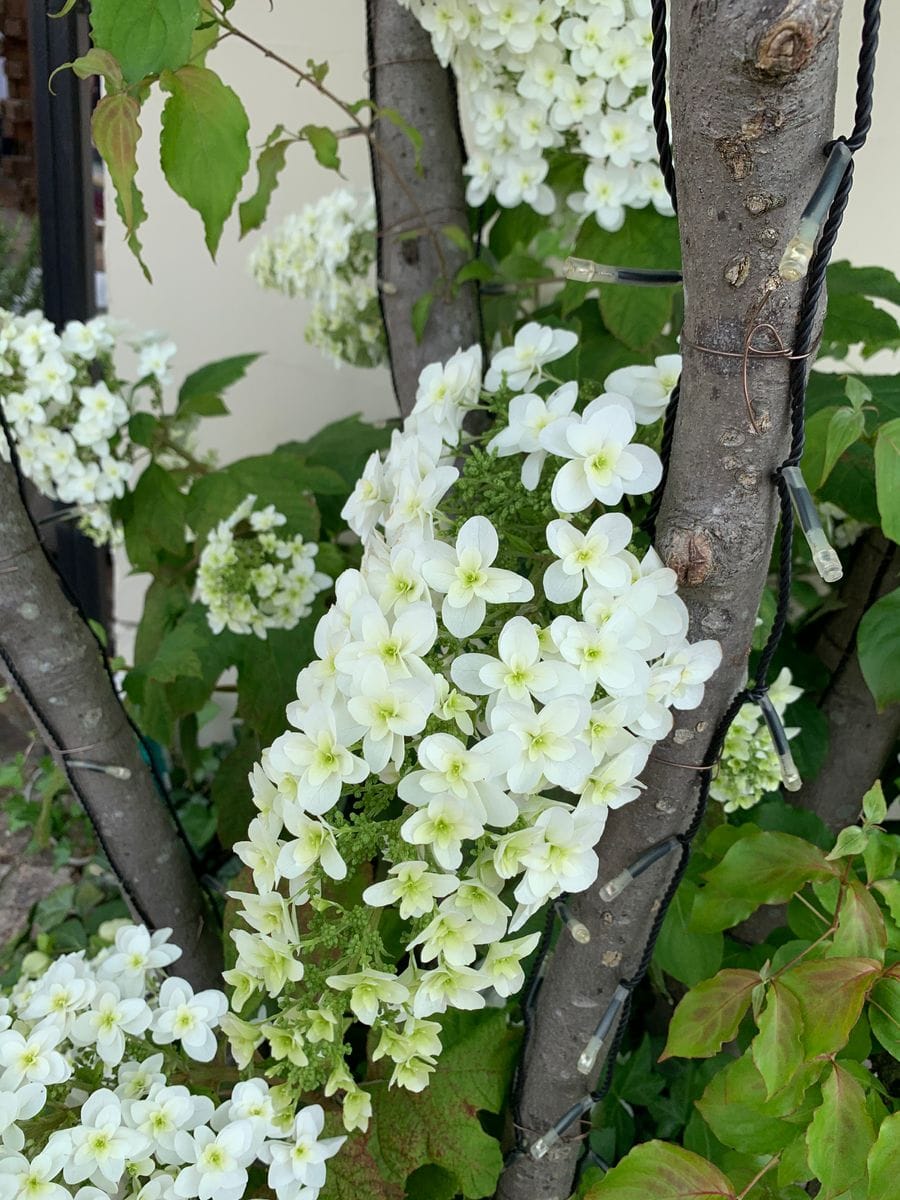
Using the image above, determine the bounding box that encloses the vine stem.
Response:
[736,1156,780,1200]
[208,1,451,281]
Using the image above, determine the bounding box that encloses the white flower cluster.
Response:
[0,309,177,545]
[0,924,345,1200]
[224,322,719,1127]
[196,495,331,639]
[401,0,671,227]
[249,190,385,369]
[711,669,803,813]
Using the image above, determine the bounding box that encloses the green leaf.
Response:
[442,224,473,253]
[90,0,199,84]
[828,879,887,961]
[377,106,424,172]
[92,94,144,240]
[873,877,900,923]
[59,48,125,91]
[128,412,159,448]
[696,1056,818,1157]
[822,291,900,359]
[806,1064,875,1199]
[654,880,724,986]
[751,982,804,1098]
[858,587,900,711]
[600,285,674,353]
[159,65,250,256]
[826,825,869,860]
[820,406,865,485]
[319,1106,404,1200]
[801,407,880,520]
[370,1008,519,1198]
[875,417,900,542]
[300,123,341,171]
[827,260,900,307]
[779,957,881,1059]
[868,976,900,1058]
[178,353,259,414]
[240,136,292,235]
[863,780,889,825]
[864,830,898,884]
[583,1141,735,1200]
[692,832,837,933]
[661,969,759,1060]
[123,462,187,568]
[186,453,321,547]
[867,1111,900,1200]
[236,616,320,745]
[213,730,261,850]
[411,292,434,343]
[845,375,872,410]
[144,618,205,684]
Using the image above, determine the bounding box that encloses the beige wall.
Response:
[107,0,899,641]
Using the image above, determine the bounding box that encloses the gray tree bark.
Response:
[800,528,899,833]
[366,0,482,417]
[497,3,844,1197]
[0,462,222,988]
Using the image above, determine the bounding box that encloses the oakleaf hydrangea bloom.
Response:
[195,495,331,638]
[711,668,803,812]
[225,321,721,1134]
[400,0,673,226]
[0,309,186,545]
[249,189,385,368]
[0,925,344,1200]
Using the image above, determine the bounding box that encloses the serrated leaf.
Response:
[600,285,674,353]
[820,406,865,485]
[90,0,199,84]
[159,65,250,256]
[661,969,758,1060]
[828,878,887,961]
[583,1140,735,1200]
[369,1008,519,1199]
[868,976,900,1058]
[178,353,258,413]
[239,136,292,235]
[186,453,321,546]
[92,94,143,238]
[873,877,900,923]
[867,1111,900,1200]
[863,780,889,824]
[654,879,724,986]
[236,619,319,745]
[61,48,124,91]
[300,123,341,171]
[874,417,900,543]
[826,825,869,860]
[858,587,900,711]
[124,462,187,567]
[751,982,804,1098]
[779,957,880,1059]
[695,1056,806,1157]
[844,375,872,410]
[806,1064,874,1198]
[144,620,205,684]
[213,730,261,851]
[692,832,837,932]
[128,412,158,447]
[822,291,900,359]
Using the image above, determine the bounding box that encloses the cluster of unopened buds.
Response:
[0,308,180,545]
[0,923,345,1200]
[248,190,385,369]
[222,322,722,1130]
[401,0,672,227]
[196,495,332,638]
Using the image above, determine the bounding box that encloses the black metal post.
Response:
[27,0,113,632]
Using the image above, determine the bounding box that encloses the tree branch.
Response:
[798,528,899,832]
[497,3,844,1196]
[0,461,222,988]
[366,0,482,416]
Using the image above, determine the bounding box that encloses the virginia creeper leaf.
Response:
[239,137,292,236]
[875,417,900,543]
[159,65,250,256]
[806,1064,875,1198]
[661,969,759,1060]
[583,1140,735,1200]
[91,94,143,239]
[820,406,865,485]
[868,976,900,1058]
[300,123,341,171]
[654,879,723,987]
[695,1056,808,1156]
[177,353,259,413]
[867,1111,900,1200]
[828,878,887,961]
[90,0,199,84]
[779,957,880,1059]
[751,982,804,1098]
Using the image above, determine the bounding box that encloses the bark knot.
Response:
[665,529,714,587]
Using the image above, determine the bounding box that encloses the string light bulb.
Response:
[563,256,683,287]
[756,691,802,792]
[781,466,843,583]
[577,985,630,1075]
[554,899,591,944]
[530,1094,596,1160]
[68,759,133,781]
[598,836,681,902]
[779,140,853,282]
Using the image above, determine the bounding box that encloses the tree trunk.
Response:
[366,0,482,417]
[497,3,843,1196]
[0,462,222,989]
[800,528,899,832]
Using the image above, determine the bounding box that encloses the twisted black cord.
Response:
[650,0,677,212]
[642,378,679,538]
[846,0,881,153]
